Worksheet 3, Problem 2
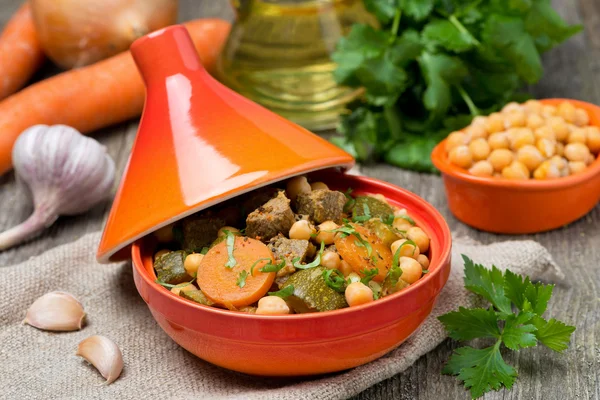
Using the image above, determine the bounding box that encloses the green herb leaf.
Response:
[250,258,271,275]
[382,213,395,225]
[418,51,468,115]
[401,0,435,21]
[360,268,379,285]
[501,312,537,350]
[236,270,248,288]
[200,247,210,255]
[462,255,512,315]
[260,259,287,273]
[323,269,347,293]
[343,187,356,212]
[531,315,576,353]
[224,230,237,268]
[422,18,478,53]
[504,269,553,315]
[329,222,373,256]
[363,0,399,24]
[293,241,325,270]
[269,285,295,299]
[155,278,195,289]
[398,215,415,225]
[439,307,501,341]
[352,203,372,222]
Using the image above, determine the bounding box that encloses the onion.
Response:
[30,0,178,69]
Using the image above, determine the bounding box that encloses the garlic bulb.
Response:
[0,125,115,250]
[31,0,178,69]
[24,291,85,331]
[77,335,124,384]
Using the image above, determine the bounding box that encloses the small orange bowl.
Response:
[431,98,600,234]
[131,171,452,376]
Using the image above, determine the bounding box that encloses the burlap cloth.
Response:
[0,232,564,400]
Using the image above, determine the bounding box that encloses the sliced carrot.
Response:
[0,3,45,100]
[197,236,275,309]
[334,224,392,282]
[0,18,231,176]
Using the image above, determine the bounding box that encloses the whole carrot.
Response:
[0,18,231,176]
[0,2,45,100]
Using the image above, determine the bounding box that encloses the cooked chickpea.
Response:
[392,219,412,232]
[315,221,338,245]
[465,124,488,140]
[542,104,557,118]
[171,283,196,296]
[469,160,494,177]
[289,220,315,241]
[345,282,374,307]
[217,226,240,237]
[256,296,290,315]
[524,100,543,114]
[393,208,408,216]
[533,160,561,180]
[536,138,556,158]
[568,128,587,144]
[558,101,576,123]
[502,102,522,113]
[184,253,204,276]
[555,142,565,157]
[505,111,527,128]
[564,142,591,162]
[488,148,514,172]
[339,260,353,277]
[502,161,529,180]
[469,138,491,161]
[487,132,510,150]
[153,224,174,243]
[485,113,505,134]
[574,108,590,126]
[346,272,361,284]
[534,125,555,141]
[310,181,328,191]
[446,131,468,152]
[517,145,544,171]
[399,257,422,284]
[286,176,311,202]
[510,128,535,150]
[407,227,430,253]
[390,239,420,259]
[448,145,473,168]
[526,114,545,130]
[586,126,600,153]
[154,249,170,260]
[321,251,341,270]
[417,254,430,269]
[569,161,587,175]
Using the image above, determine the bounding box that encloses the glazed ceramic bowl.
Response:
[131,171,452,376]
[431,99,600,234]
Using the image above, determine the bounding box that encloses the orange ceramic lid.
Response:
[96,25,354,263]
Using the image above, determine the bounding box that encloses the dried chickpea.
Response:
[184,253,204,276]
[218,226,240,237]
[488,148,514,172]
[448,145,473,168]
[399,257,423,284]
[469,138,491,161]
[286,176,311,202]
[574,108,590,127]
[547,116,569,142]
[446,131,468,152]
[555,142,565,157]
[465,124,488,140]
[345,282,374,307]
[517,145,544,171]
[564,142,590,162]
[505,111,527,128]
[586,126,600,153]
[524,99,543,114]
[510,128,535,150]
[502,102,522,113]
[153,224,174,243]
[569,161,587,175]
[586,153,596,165]
[485,113,505,134]
[502,161,529,180]
[393,208,408,216]
[526,114,545,130]
[171,283,197,296]
[315,221,338,245]
[536,138,556,158]
[310,181,328,191]
[534,126,555,141]
[488,132,510,150]
[533,160,561,180]
[256,296,290,315]
[289,220,315,241]
[568,128,587,144]
[471,116,488,127]
[321,251,341,270]
[339,260,353,277]
[154,249,170,260]
[407,227,430,253]
[542,104,557,118]
[417,254,430,269]
[469,160,494,177]
[390,239,420,259]
[550,156,570,176]
[558,101,576,123]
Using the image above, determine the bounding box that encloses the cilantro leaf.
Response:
[531,315,576,352]
[360,268,379,285]
[293,241,324,270]
[356,53,409,106]
[525,1,583,52]
[236,270,248,288]
[260,259,287,273]
[269,285,294,299]
[363,0,399,24]
[443,343,516,399]
[504,269,553,315]
[401,0,435,21]
[462,255,512,315]
[418,52,468,115]
[323,269,347,293]
[224,230,237,268]
[422,18,478,53]
[438,307,501,341]
[501,312,537,350]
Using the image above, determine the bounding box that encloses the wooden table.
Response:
[1,1,598,399]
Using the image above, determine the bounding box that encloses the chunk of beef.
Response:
[296,189,346,224]
[154,250,191,284]
[241,187,279,216]
[180,214,226,251]
[267,234,316,277]
[246,191,295,241]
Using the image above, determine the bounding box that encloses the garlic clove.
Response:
[76,335,123,384]
[24,291,85,331]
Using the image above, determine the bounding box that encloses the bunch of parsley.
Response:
[439,255,575,398]
[331,0,582,172]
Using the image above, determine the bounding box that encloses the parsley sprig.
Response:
[329,222,373,257]
[293,241,325,270]
[439,255,575,399]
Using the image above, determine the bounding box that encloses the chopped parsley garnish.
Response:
[155,278,195,289]
[343,188,356,212]
[422,269,429,274]
[293,241,325,270]
[224,230,237,268]
[360,268,379,285]
[351,203,372,222]
[268,285,294,299]
[200,247,210,255]
[382,214,395,225]
[323,269,347,293]
[329,222,373,256]
[260,259,287,273]
[236,270,248,288]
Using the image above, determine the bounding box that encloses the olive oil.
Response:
[216,0,377,131]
